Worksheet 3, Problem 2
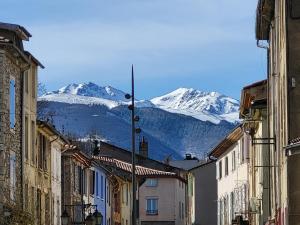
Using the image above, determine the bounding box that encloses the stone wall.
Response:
[0,49,24,206]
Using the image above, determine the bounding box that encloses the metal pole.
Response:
[131,65,137,225]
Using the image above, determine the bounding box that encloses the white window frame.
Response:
[146,197,158,215]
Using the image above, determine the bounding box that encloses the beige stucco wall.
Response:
[139,178,185,225]
[23,61,39,224]
[120,181,132,225]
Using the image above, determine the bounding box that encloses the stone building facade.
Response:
[61,146,92,223]
[0,22,32,223]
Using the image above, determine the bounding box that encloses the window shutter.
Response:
[9,79,16,129]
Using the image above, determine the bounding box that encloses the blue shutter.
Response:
[101,175,103,198]
[9,79,15,129]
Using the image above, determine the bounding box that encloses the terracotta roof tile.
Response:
[93,156,176,176]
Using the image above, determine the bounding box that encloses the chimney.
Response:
[139,136,148,158]
[185,154,192,160]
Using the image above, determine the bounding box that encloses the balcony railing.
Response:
[146,210,158,215]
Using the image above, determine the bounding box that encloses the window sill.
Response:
[146,211,158,216]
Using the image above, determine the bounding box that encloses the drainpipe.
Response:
[257,32,273,219]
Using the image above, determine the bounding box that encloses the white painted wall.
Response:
[216,134,249,225]
[51,141,63,225]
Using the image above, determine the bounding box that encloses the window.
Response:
[25,116,28,160]
[45,193,50,222]
[74,164,78,192]
[106,184,109,203]
[74,202,83,223]
[230,192,235,221]
[146,178,158,187]
[224,196,229,225]
[232,151,236,171]
[37,189,41,225]
[219,161,222,179]
[225,157,228,176]
[90,170,95,195]
[96,172,99,196]
[240,138,245,164]
[126,184,128,205]
[31,121,35,165]
[182,202,184,220]
[10,151,16,201]
[83,170,87,195]
[31,187,35,215]
[38,132,48,170]
[179,201,181,219]
[146,198,158,215]
[32,72,36,98]
[9,78,15,129]
[24,70,29,93]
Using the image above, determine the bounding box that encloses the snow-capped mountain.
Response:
[51,82,129,102]
[43,82,154,108]
[38,82,239,160]
[42,83,239,124]
[151,88,239,124]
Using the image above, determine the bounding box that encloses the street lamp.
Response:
[61,210,70,225]
[125,65,141,225]
[93,209,103,225]
[61,205,103,225]
[85,213,95,225]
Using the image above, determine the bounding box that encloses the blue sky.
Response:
[2,0,266,99]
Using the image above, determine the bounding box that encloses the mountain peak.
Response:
[48,82,129,102]
[151,87,239,124]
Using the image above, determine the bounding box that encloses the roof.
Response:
[289,137,300,145]
[25,51,45,68]
[169,160,203,170]
[209,125,243,158]
[93,156,177,177]
[99,141,182,172]
[37,120,69,144]
[0,22,31,40]
[255,0,274,40]
[242,79,267,90]
[189,160,215,171]
[240,79,267,118]
[63,146,91,167]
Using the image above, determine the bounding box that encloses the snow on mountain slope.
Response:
[42,83,239,124]
[38,83,239,159]
[40,93,120,108]
[151,88,240,124]
[43,82,154,108]
[50,82,129,102]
